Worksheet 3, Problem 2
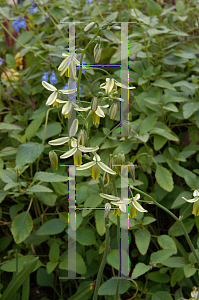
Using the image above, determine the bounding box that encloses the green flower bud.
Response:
[77,129,87,146]
[109,103,118,120]
[84,22,96,33]
[94,44,102,63]
[117,152,125,175]
[91,97,98,111]
[129,163,136,182]
[111,26,121,31]
[122,120,131,140]
[49,150,58,170]
[104,203,111,218]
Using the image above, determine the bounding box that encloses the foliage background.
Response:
[1,0,199,299]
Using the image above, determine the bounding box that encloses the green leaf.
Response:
[148,271,170,283]
[167,160,196,180]
[131,263,150,279]
[139,114,158,135]
[76,227,96,246]
[0,235,11,252]
[46,262,58,274]
[98,278,131,295]
[107,249,131,271]
[36,219,67,235]
[150,249,175,264]
[49,242,60,263]
[171,191,192,209]
[0,255,41,273]
[182,102,199,119]
[35,192,57,206]
[25,113,45,141]
[82,193,103,217]
[158,235,177,254]
[162,257,186,268]
[0,122,23,131]
[155,165,174,192]
[0,191,8,203]
[11,211,33,244]
[152,79,176,91]
[95,209,106,236]
[59,252,87,275]
[0,257,39,300]
[142,217,156,225]
[33,172,68,182]
[67,281,94,300]
[135,229,151,255]
[17,31,33,45]
[0,147,18,157]
[168,218,195,236]
[51,182,67,195]
[111,41,142,63]
[16,142,44,167]
[36,268,54,287]
[154,135,167,151]
[36,122,62,141]
[171,267,184,287]
[27,185,53,193]
[152,291,173,300]
[146,0,162,16]
[150,127,179,141]
[76,185,89,204]
[184,264,196,278]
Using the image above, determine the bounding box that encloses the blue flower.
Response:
[86,0,92,3]
[62,82,81,101]
[0,58,5,65]
[50,71,57,84]
[12,18,20,32]
[28,5,38,15]
[12,17,26,32]
[62,83,68,90]
[18,18,26,29]
[42,72,49,81]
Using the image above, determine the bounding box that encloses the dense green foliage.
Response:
[1,0,199,299]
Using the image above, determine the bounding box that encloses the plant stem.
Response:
[77,27,101,101]
[93,217,109,300]
[130,185,199,267]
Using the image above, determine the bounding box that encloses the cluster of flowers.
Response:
[42,71,58,84]
[12,17,27,32]
[28,0,38,15]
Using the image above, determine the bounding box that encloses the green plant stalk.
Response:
[77,28,101,101]
[129,185,199,267]
[112,176,120,300]
[93,217,109,300]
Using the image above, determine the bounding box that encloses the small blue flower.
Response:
[28,5,38,15]
[42,72,49,81]
[0,58,5,65]
[50,71,57,84]
[12,18,20,32]
[18,18,26,29]
[62,83,69,90]
[86,0,92,3]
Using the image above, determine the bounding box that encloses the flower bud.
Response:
[69,118,78,137]
[77,129,87,146]
[129,163,136,182]
[117,152,125,175]
[94,44,102,63]
[111,26,121,31]
[109,103,118,120]
[49,150,58,170]
[103,154,113,186]
[91,97,98,111]
[84,22,96,33]
[122,120,131,140]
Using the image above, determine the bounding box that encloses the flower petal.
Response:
[60,147,77,159]
[95,106,105,118]
[182,197,199,203]
[60,88,77,94]
[78,145,99,153]
[74,106,91,112]
[193,190,199,197]
[100,193,120,201]
[42,81,57,91]
[48,137,70,145]
[56,99,68,104]
[58,57,69,71]
[133,199,148,213]
[98,161,116,175]
[133,194,140,201]
[46,91,58,106]
[76,161,96,170]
